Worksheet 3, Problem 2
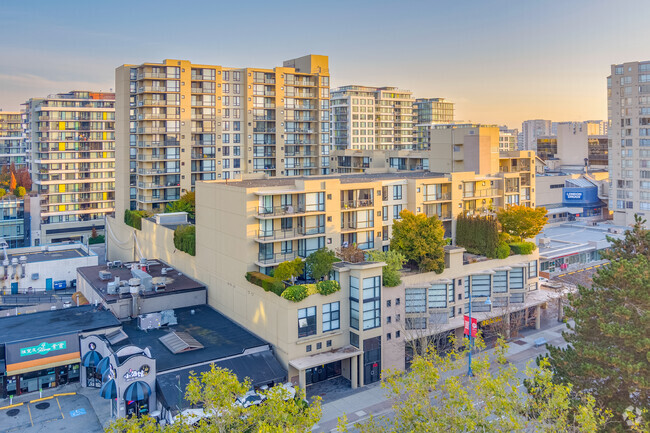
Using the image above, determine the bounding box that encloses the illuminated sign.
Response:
[565,192,583,200]
[123,365,150,382]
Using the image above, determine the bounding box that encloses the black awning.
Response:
[156,350,287,411]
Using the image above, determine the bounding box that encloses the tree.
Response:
[336,243,365,263]
[274,258,304,284]
[166,191,196,220]
[0,188,5,198]
[603,214,650,261]
[173,225,196,256]
[106,364,322,433]
[91,226,98,239]
[390,209,445,273]
[546,255,650,431]
[497,205,548,241]
[14,186,26,198]
[9,172,16,191]
[306,248,337,281]
[455,213,500,258]
[365,250,406,287]
[338,338,610,433]
[15,167,32,192]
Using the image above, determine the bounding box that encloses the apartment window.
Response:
[471,274,491,297]
[326,340,332,347]
[395,297,400,305]
[223,96,230,106]
[393,204,403,220]
[233,146,241,156]
[393,185,403,200]
[234,84,241,93]
[386,316,392,324]
[396,330,401,338]
[298,306,317,338]
[428,283,447,308]
[493,270,508,293]
[223,71,230,81]
[306,345,312,352]
[233,71,241,81]
[528,260,538,278]
[322,302,340,332]
[395,314,400,322]
[223,83,230,93]
[510,268,524,290]
[405,317,427,330]
[405,288,426,313]
[350,332,359,348]
[448,281,455,304]
[386,333,392,341]
[382,206,388,221]
[386,299,392,307]
[234,96,241,106]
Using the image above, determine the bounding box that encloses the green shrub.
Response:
[173,225,196,256]
[316,280,341,296]
[245,271,286,296]
[281,285,309,302]
[124,209,151,230]
[496,241,510,259]
[88,235,105,245]
[509,241,537,255]
[14,186,26,198]
[0,188,5,198]
[456,214,500,258]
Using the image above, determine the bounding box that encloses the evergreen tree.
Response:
[546,217,650,430]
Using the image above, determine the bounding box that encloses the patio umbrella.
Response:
[96,356,111,375]
[124,381,151,402]
[81,350,102,368]
[99,379,117,400]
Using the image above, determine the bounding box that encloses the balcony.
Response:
[256,225,325,241]
[341,199,373,209]
[137,72,168,79]
[253,127,277,133]
[505,186,520,194]
[138,182,180,189]
[341,220,375,231]
[463,188,499,199]
[139,113,180,120]
[191,114,216,120]
[256,251,297,266]
[137,154,179,161]
[137,168,180,175]
[138,99,178,107]
[256,204,324,218]
[423,192,451,202]
[137,127,169,134]
[137,86,171,93]
[137,140,180,148]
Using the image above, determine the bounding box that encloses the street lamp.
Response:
[467,290,492,377]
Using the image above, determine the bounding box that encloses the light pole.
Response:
[467,290,492,377]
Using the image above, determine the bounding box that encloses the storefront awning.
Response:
[96,356,111,375]
[289,345,363,371]
[124,380,151,401]
[100,379,117,400]
[6,352,80,376]
[82,350,102,368]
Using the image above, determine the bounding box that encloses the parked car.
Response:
[235,391,266,409]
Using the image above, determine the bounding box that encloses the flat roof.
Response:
[0,305,121,345]
[113,305,269,372]
[537,222,626,260]
[213,171,449,189]
[156,350,287,410]
[7,247,90,263]
[77,260,206,303]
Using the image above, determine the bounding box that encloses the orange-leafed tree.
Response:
[9,172,16,191]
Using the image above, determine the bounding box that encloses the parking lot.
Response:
[0,393,103,433]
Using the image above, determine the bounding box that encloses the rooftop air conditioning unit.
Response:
[99,270,112,281]
[539,237,551,247]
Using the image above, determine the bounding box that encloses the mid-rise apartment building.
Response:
[535,121,608,170]
[499,126,518,152]
[0,111,27,168]
[106,169,545,390]
[521,119,552,151]
[115,55,331,215]
[23,91,115,244]
[413,98,454,124]
[330,86,414,151]
[608,60,650,226]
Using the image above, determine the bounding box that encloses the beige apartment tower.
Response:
[115,55,331,215]
[608,60,650,226]
[24,91,115,244]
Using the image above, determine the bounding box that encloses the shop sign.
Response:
[463,315,478,337]
[564,191,583,200]
[123,365,150,382]
[20,341,67,357]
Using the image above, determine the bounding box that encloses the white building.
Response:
[521,119,552,152]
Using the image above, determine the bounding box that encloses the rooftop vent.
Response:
[159,331,204,354]
[99,270,112,281]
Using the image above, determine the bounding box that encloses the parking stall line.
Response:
[27,403,33,427]
[56,397,64,419]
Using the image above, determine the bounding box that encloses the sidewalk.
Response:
[313,320,571,432]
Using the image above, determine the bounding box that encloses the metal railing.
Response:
[256,226,325,240]
[257,251,297,265]
[463,188,500,198]
[257,204,324,216]
[423,192,451,201]
[341,199,373,209]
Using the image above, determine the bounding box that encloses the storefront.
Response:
[2,334,81,397]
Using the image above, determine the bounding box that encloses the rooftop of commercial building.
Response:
[537,221,627,260]
[112,305,270,372]
[212,171,450,189]
[6,244,91,263]
[0,305,120,344]
[77,259,206,303]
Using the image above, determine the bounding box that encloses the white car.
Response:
[235,391,266,408]
[267,382,297,401]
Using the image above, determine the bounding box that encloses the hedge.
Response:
[316,280,341,296]
[245,271,286,296]
[124,209,151,230]
[173,225,196,256]
[89,235,105,245]
[455,214,500,258]
[496,241,510,259]
[281,285,309,302]
[508,241,537,255]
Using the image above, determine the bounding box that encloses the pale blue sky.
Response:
[1,0,649,127]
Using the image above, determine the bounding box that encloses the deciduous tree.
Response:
[306,248,337,281]
[339,339,609,433]
[497,205,548,241]
[274,258,304,284]
[365,250,406,287]
[107,364,322,433]
[336,243,365,263]
[390,209,445,273]
[166,191,196,220]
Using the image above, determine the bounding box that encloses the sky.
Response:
[1,0,649,128]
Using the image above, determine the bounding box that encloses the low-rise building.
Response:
[1,242,98,295]
[0,195,29,248]
[536,171,609,223]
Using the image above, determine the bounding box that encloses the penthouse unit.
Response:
[0,111,27,168]
[115,55,331,215]
[413,98,454,125]
[330,86,414,151]
[23,91,115,243]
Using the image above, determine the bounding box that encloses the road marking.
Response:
[568,271,575,275]
[69,408,86,417]
[0,402,23,410]
[585,267,593,270]
[27,402,33,427]
[30,396,54,403]
[54,392,76,397]
[57,397,64,419]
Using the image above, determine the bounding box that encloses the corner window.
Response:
[298,306,317,338]
[528,260,538,278]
